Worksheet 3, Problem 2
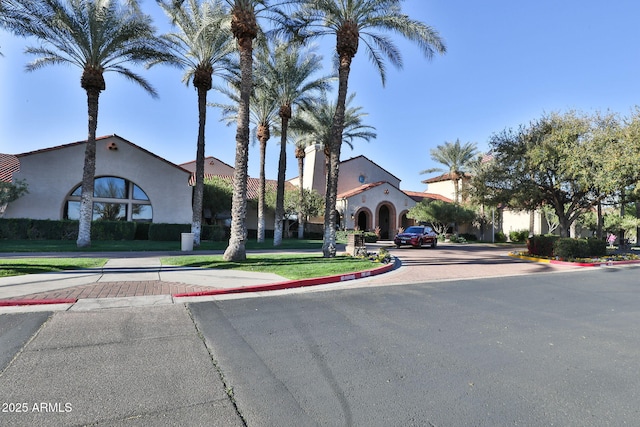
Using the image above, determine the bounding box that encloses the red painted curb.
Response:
[173,261,395,298]
[0,298,77,307]
[550,259,640,267]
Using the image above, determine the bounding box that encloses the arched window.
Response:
[64,176,152,222]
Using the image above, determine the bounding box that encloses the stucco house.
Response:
[1,135,193,224]
[290,144,448,239]
[4,134,540,240]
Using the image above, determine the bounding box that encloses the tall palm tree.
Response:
[213,55,280,243]
[220,0,296,260]
[3,0,170,248]
[153,0,233,246]
[292,0,446,257]
[258,39,332,246]
[293,92,376,234]
[421,139,478,204]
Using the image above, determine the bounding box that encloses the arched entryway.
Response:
[376,203,396,239]
[357,211,368,231]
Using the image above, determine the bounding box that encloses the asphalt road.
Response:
[1,250,640,425]
[190,265,640,426]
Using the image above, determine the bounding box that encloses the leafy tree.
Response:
[481,111,595,237]
[291,0,446,257]
[202,175,233,222]
[153,0,233,246]
[3,0,170,247]
[421,139,478,204]
[0,179,28,217]
[407,200,476,236]
[265,186,323,237]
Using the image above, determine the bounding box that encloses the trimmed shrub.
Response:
[148,223,190,241]
[553,237,608,259]
[509,229,529,243]
[91,221,135,241]
[587,237,607,257]
[460,233,478,241]
[134,222,150,240]
[494,231,507,243]
[527,235,560,257]
[202,224,227,241]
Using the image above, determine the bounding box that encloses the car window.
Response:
[405,226,423,233]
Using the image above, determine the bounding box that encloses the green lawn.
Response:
[0,258,108,277]
[162,254,381,280]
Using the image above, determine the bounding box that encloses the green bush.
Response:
[553,237,607,259]
[202,224,227,241]
[527,235,560,257]
[509,229,529,243]
[494,231,507,243]
[460,233,478,241]
[91,221,136,240]
[148,223,190,241]
[134,222,150,240]
[337,230,378,243]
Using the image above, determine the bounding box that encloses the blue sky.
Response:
[2,0,640,192]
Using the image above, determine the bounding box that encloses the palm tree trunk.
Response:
[257,135,267,243]
[274,114,289,246]
[223,35,253,261]
[77,88,100,248]
[191,85,208,246]
[297,153,305,239]
[322,56,351,257]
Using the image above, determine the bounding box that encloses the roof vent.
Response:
[107,142,118,151]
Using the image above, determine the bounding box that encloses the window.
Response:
[64,176,152,222]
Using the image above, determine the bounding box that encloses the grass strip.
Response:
[0,258,108,277]
[162,254,379,280]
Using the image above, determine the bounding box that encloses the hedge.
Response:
[527,235,607,259]
[509,229,529,243]
[554,237,606,259]
[527,235,560,257]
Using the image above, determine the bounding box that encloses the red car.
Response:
[394,225,438,249]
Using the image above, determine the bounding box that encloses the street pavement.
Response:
[0,243,617,426]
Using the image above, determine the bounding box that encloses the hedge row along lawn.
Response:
[162,254,380,281]
[0,239,325,253]
[0,258,108,277]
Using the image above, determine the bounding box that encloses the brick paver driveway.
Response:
[365,242,583,286]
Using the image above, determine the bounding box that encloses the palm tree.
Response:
[3,0,170,248]
[212,48,280,244]
[153,0,234,246]
[292,0,446,257]
[293,92,376,234]
[421,139,478,204]
[258,39,332,246]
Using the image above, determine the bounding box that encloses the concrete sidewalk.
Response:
[0,252,396,312]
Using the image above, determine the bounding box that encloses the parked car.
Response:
[393,225,438,249]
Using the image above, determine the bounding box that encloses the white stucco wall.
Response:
[5,136,192,224]
[340,183,416,237]
[338,156,401,195]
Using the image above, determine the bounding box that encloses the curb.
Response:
[509,253,640,267]
[0,259,397,307]
[0,298,77,307]
[172,260,396,298]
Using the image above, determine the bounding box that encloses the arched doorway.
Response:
[357,211,368,231]
[378,205,390,239]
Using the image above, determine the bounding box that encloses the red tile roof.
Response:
[337,181,385,199]
[192,174,295,200]
[403,190,453,203]
[421,172,471,184]
[0,154,20,183]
